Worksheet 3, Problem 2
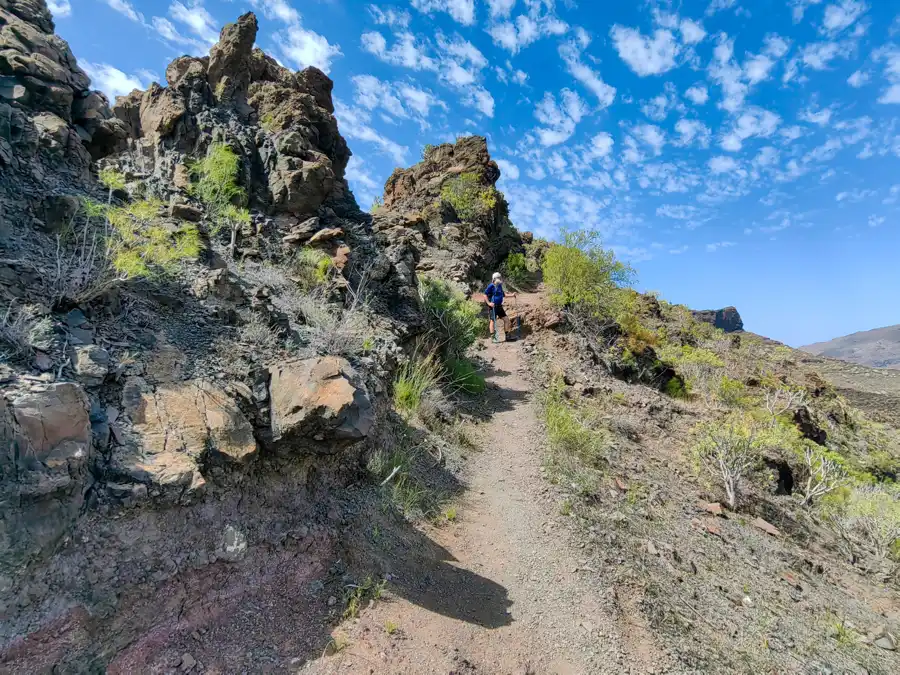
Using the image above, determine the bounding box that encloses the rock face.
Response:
[692,306,744,333]
[110,11,350,224]
[372,136,521,286]
[269,356,374,451]
[1,382,92,572]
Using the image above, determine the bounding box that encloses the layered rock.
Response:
[372,136,521,286]
[692,306,744,333]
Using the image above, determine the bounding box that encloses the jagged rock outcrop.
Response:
[372,136,521,286]
[692,306,744,333]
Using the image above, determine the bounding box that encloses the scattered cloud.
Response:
[82,61,148,100]
[706,241,736,252]
[533,89,587,146]
[820,0,868,36]
[368,5,411,28]
[610,25,679,76]
[488,3,568,53]
[868,214,886,227]
[169,1,219,47]
[334,101,409,164]
[411,0,476,26]
[47,0,72,18]
[657,204,703,220]
[847,69,870,87]
[709,155,739,174]
[559,30,616,108]
[674,118,712,148]
[496,159,521,180]
[720,107,781,151]
[104,0,143,23]
[685,85,709,105]
[836,188,876,202]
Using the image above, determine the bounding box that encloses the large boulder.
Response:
[206,12,257,106]
[269,356,374,451]
[109,378,257,499]
[1,382,92,572]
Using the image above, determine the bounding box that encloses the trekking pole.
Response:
[491,304,499,342]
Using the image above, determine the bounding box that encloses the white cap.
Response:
[492,272,502,280]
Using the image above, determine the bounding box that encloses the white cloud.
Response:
[399,83,446,117]
[169,1,219,47]
[821,1,868,36]
[879,84,900,104]
[680,19,706,45]
[361,31,437,71]
[533,89,587,146]
[463,86,496,117]
[610,25,679,76]
[835,188,876,202]
[868,214,886,227]
[875,47,900,103]
[657,204,702,220]
[334,101,408,164]
[707,0,738,15]
[706,241,736,252]
[496,159,520,180]
[345,156,380,192]
[709,155,739,174]
[249,0,300,24]
[411,0,476,25]
[674,119,711,148]
[489,10,568,53]
[799,106,834,126]
[720,107,781,151]
[781,125,804,141]
[82,61,147,100]
[669,245,690,254]
[278,24,343,73]
[47,0,72,18]
[588,132,615,159]
[368,5,411,28]
[791,0,825,22]
[105,0,143,23]
[487,0,517,18]
[848,70,870,87]
[559,38,616,108]
[801,41,848,70]
[684,85,709,105]
[633,124,666,155]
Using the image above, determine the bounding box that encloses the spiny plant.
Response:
[107,199,201,277]
[393,355,441,416]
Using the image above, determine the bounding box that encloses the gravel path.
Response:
[306,324,657,674]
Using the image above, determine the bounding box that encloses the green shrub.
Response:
[542,230,634,322]
[393,355,441,416]
[665,377,689,399]
[440,172,498,221]
[370,196,383,213]
[692,416,764,509]
[422,143,434,159]
[446,357,486,395]
[658,344,725,399]
[98,167,126,201]
[291,247,332,290]
[107,199,201,277]
[189,143,245,217]
[828,484,900,564]
[418,278,482,360]
[501,252,529,286]
[717,375,752,408]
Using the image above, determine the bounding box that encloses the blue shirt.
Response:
[485,283,505,305]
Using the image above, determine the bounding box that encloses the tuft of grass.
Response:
[0,304,53,359]
[343,576,387,620]
[446,357,486,395]
[384,620,400,635]
[240,314,283,351]
[324,633,350,656]
[444,506,458,522]
[393,355,441,416]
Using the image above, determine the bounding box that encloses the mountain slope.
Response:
[802,324,900,369]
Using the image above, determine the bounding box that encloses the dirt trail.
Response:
[307,295,663,674]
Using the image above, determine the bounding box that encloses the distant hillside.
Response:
[801,324,900,369]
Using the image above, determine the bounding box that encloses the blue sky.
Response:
[48,0,900,346]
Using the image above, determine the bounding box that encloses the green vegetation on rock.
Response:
[440,172,499,221]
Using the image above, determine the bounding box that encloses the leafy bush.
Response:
[418,278,482,360]
[542,229,634,323]
[692,416,763,509]
[717,375,752,408]
[828,484,900,565]
[98,167,126,201]
[290,247,332,290]
[422,143,434,159]
[659,344,725,400]
[393,355,441,416]
[107,199,201,277]
[189,143,245,217]
[440,172,498,221]
[501,252,529,286]
[446,357,486,395]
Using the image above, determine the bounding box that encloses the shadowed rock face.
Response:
[692,306,744,333]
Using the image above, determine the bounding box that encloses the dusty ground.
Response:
[305,294,671,675]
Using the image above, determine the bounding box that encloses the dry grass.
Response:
[0,303,53,360]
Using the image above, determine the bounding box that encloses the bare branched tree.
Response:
[797,445,848,506]
[765,387,806,418]
[694,422,760,510]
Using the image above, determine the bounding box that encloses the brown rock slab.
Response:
[751,517,781,537]
[269,356,374,450]
[702,502,725,517]
[308,226,343,245]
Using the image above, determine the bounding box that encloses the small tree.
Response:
[829,485,900,567]
[439,172,498,221]
[221,204,251,257]
[692,417,762,509]
[542,229,634,326]
[797,444,848,506]
[765,386,807,419]
[99,167,126,204]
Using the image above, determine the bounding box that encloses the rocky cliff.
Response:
[0,3,530,669]
[692,305,744,333]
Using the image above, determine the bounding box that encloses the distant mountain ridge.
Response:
[801,324,900,369]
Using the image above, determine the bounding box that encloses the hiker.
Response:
[484,272,516,343]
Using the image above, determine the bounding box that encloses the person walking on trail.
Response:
[484,272,516,343]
